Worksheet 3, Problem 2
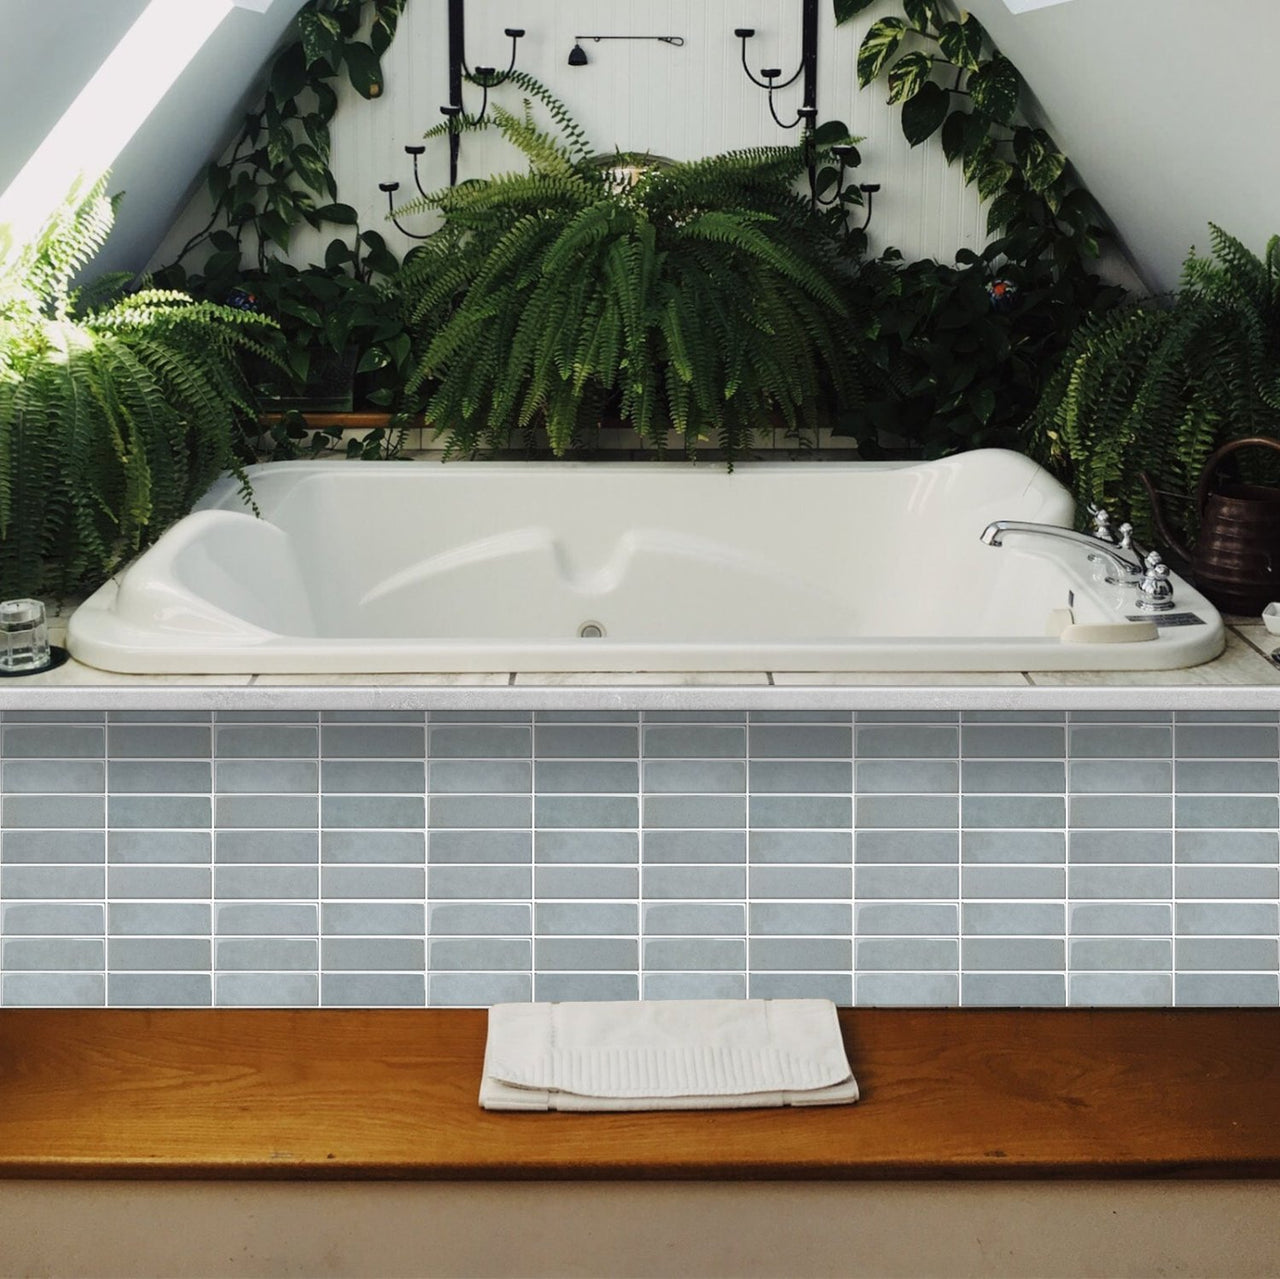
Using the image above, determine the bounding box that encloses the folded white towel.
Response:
[479,998,859,1112]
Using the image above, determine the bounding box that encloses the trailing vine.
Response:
[166,0,405,271]
[834,0,1126,463]
[155,0,411,460]
[835,0,1105,262]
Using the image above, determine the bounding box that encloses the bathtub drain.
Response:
[578,621,605,639]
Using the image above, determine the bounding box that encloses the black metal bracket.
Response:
[734,0,818,130]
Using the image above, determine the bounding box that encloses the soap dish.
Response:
[1263,603,1280,634]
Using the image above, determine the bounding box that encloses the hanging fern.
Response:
[1027,224,1280,541]
[396,95,870,462]
[0,177,276,597]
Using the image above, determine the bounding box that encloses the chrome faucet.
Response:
[979,520,1144,580]
[980,520,1177,612]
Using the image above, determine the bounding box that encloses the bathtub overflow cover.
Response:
[578,621,605,639]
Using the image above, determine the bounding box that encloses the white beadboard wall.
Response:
[152,0,988,272]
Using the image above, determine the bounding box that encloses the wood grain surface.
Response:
[0,1008,1276,1180]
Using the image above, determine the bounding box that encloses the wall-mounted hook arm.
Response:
[859,183,880,231]
[811,143,860,208]
[404,146,428,199]
[735,28,803,91]
[379,181,432,240]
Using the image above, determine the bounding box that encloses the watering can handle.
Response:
[1194,436,1280,514]
[1137,471,1192,563]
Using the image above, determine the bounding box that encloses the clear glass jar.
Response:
[0,598,50,673]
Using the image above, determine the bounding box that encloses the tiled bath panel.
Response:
[0,708,1277,1008]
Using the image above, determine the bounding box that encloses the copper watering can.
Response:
[1140,436,1280,616]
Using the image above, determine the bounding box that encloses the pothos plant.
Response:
[833,0,1125,460]
[155,0,412,459]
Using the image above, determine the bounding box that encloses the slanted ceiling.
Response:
[967,0,1280,291]
[3,0,1275,292]
[0,0,306,278]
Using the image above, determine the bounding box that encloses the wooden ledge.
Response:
[0,1008,1276,1181]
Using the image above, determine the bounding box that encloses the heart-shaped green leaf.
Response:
[298,10,342,68]
[315,203,359,225]
[833,0,877,23]
[937,15,984,71]
[976,157,1014,201]
[969,54,1020,124]
[887,51,935,103]
[291,143,329,195]
[985,189,1021,235]
[343,41,384,99]
[963,134,995,185]
[1018,130,1066,192]
[940,110,970,164]
[303,114,330,163]
[269,42,308,101]
[858,18,908,86]
[903,0,940,32]
[901,81,950,145]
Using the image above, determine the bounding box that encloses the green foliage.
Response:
[394,98,870,461]
[161,232,410,460]
[830,0,1124,462]
[853,241,1124,459]
[0,179,275,597]
[171,0,403,269]
[837,1,1096,265]
[156,0,410,458]
[1027,226,1280,541]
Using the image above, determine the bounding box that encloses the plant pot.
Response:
[252,346,359,414]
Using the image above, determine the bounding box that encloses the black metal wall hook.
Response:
[378,181,432,240]
[811,142,861,207]
[734,0,818,131]
[378,4,525,221]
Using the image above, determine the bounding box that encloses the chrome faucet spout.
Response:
[979,520,1144,580]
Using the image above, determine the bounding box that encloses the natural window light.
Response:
[0,0,233,243]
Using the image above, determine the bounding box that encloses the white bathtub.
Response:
[66,452,1225,674]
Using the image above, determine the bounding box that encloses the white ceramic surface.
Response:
[67,453,1226,674]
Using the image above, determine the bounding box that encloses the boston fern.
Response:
[1027,225,1280,541]
[393,101,868,460]
[0,178,274,597]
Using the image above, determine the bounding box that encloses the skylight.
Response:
[0,0,233,244]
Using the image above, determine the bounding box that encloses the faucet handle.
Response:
[1134,554,1175,612]
[1089,508,1116,542]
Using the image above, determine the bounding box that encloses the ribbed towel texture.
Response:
[479,998,860,1112]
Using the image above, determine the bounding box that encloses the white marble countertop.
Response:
[2,622,1277,711]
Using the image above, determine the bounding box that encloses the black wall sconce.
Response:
[734,0,818,130]
[454,27,526,125]
[568,35,684,67]
[735,1,877,230]
[379,0,526,233]
[809,141,880,229]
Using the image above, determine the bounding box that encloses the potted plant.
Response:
[392,97,870,461]
[0,177,275,597]
[1027,225,1280,542]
